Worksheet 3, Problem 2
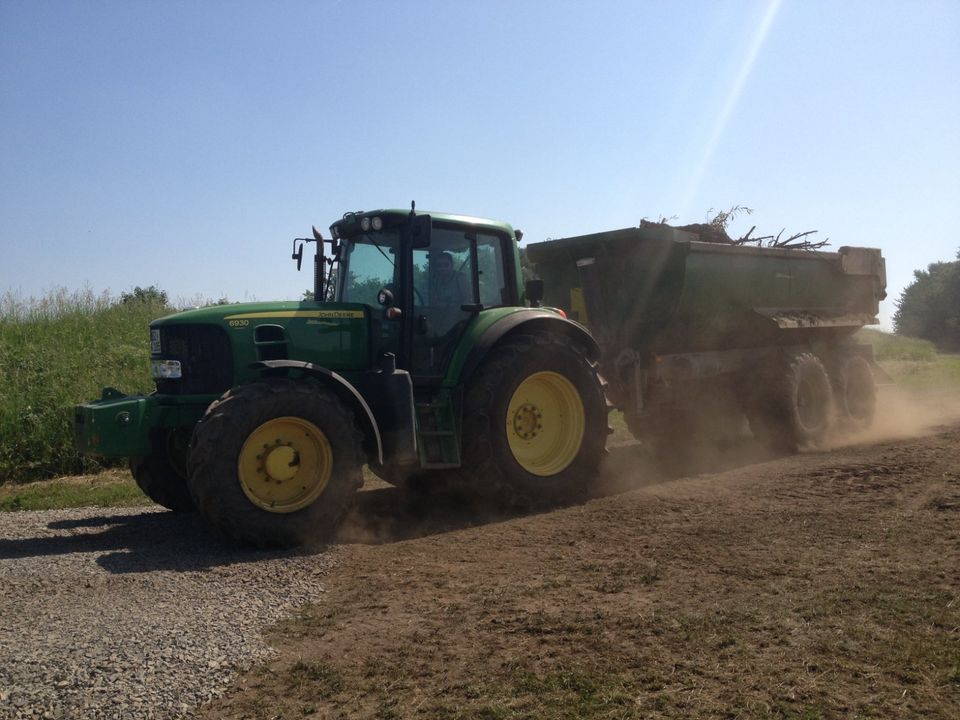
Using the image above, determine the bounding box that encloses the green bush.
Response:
[857,328,938,361]
[0,288,171,484]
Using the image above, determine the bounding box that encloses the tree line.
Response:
[894,249,960,352]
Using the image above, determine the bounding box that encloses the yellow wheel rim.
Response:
[238,416,333,513]
[506,371,585,476]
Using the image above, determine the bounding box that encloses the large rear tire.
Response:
[130,430,195,512]
[188,380,363,548]
[458,332,608,506]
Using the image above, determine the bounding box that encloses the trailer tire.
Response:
[458,332,607,507]
[836,355,876,430]
[749,352,834,452]
[188,379,363,548]
[130,431,195,512]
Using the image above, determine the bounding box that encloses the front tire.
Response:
[458,332,608,506]
[188,380,363,547]
[130,430,195,512]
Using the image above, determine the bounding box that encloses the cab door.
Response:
[338,236,403,364]
[409,227,510,383]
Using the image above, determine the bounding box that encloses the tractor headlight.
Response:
[371,216,383,231]
[360,217,371,232]
[151,360,182,380]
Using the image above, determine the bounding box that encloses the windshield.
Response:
[337,231,400,306]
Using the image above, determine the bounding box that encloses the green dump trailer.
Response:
[525,223,887,454]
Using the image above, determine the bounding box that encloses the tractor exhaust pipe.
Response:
[312,226,325,301]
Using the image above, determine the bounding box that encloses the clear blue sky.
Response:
[2,0,958,329]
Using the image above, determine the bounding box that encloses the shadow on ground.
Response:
[0,510,316,573]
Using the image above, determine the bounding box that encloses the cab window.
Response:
[340,235,398,306]
[476,233,507,307]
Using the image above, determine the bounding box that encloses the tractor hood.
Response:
[149,300,371,394]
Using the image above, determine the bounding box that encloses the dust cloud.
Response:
[830,384,960,448]
[601,382,960,496]
[330,383,960,546]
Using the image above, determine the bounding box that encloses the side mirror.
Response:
[410,214,432,249]
[525,279,544,307]
[292,240,304,271]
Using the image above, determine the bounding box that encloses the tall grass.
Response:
[0,288,170,483]
[857,328,960,387]
[857,328,939,361]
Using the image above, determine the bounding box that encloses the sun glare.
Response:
[679,0,784,216]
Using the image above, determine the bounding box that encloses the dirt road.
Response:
[2,392,958,719]
[200,416,960,719]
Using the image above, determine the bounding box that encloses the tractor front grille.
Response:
[153,324,233,395]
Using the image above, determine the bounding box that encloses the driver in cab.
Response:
[428,251,468,308]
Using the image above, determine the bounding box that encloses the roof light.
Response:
[360,217,371,232]
[371,216,383,231]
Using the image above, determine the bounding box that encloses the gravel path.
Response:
[0,506,338,719]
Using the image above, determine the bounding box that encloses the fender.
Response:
[250,360,383,465]
[453,309,601,385]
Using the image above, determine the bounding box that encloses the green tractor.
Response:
[74,206,608,546]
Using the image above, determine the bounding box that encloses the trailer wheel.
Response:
[459,332,607,506]
[188,379,363,547]
[130,430,195,512]
[749,353,834,452]
[836,355,876,430]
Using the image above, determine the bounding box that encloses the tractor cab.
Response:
[319,208,521,384]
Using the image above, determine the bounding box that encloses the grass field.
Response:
[858,328,939,362]
[0,288,168,484]
[0,469,147,511]
[858,329,960,389]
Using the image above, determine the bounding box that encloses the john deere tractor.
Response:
[75,206,608,546]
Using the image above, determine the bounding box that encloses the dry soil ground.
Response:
[200,389,960,720]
